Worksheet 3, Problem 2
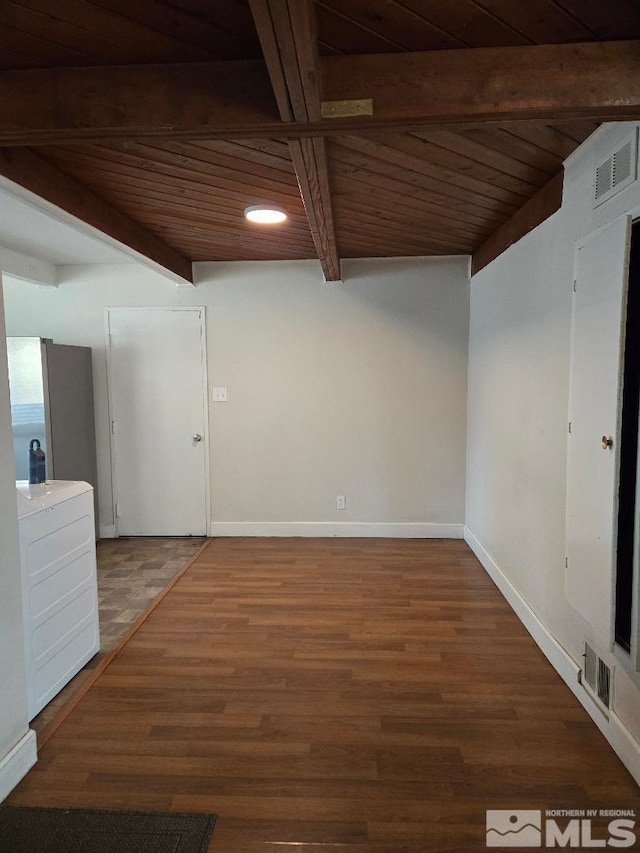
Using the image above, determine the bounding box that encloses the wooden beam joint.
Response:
[0,41,639,145]
[250,0,341,281]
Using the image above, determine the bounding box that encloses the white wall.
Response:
[3,256,470,536]
[4,122,640,787]
[0,276,35,801]
[466,122,640,770]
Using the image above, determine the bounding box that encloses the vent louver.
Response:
[582,641,612,711]
[614,139,634,185]
[597,658,611,708]
[595,157,614,201]
[594,131,638,207]
[583,642,597,690]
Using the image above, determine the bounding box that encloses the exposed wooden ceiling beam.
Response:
[0,61,279,146]
[0,148,193,283]
[1,41,639,146]
[322,41,640,129]
[288,137,340,280]
[249,0,340,281]
[471,171,564,275]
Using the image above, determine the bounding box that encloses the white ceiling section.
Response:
[0,179,192,286]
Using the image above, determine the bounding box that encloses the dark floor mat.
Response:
[0,806,216,853]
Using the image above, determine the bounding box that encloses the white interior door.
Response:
[107,307,208,536]
[566,215,632,650]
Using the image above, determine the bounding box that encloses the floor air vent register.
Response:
[581,641,612,712]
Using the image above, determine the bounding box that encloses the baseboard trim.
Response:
[0,729,37,803]
[99,524,116,539]
[464,525,640,787]
[209,521,464,539]
[609,710,640,787]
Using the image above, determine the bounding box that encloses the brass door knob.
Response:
[602,435,613,450]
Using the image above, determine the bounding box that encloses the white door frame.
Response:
[105,306,210,537]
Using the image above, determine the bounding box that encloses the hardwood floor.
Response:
[9,538,640,851]
[30,536,206,738]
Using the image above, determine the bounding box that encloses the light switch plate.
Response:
[212,387,228,402]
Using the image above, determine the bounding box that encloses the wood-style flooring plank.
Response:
[8,538,640,851]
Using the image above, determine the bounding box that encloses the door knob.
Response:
[192,433,202,443]
[602,435,613,450]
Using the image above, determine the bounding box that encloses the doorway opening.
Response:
[615,220,640,653]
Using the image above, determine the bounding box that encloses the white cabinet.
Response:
[16,480,100,721]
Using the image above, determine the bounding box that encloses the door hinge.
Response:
[573,279,577,292]
[115,503,120,518]
[565,557,569,569]
[111,420,116,435]
[568,421,572,434]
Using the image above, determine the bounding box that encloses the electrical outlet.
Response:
[336,494,346,510]
[212,386,228,402]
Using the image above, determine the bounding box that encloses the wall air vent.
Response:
[581,641,612,713]
[593,130,638,207]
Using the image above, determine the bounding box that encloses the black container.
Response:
[28,438,46,484]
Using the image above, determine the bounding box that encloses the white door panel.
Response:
[107,308,207,536]
[566,216,631,650]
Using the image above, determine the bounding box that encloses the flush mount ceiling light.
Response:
[244,204,288,224]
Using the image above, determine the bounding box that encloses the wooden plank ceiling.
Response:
[0,0,639,282]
